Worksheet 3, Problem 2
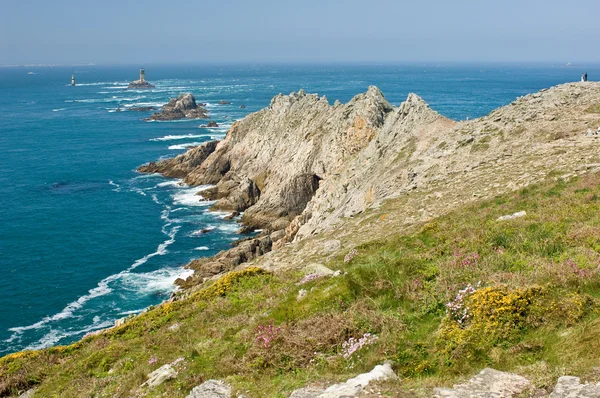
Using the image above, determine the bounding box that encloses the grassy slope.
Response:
[4,173,600,397]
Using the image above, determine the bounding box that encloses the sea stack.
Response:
[128,68,155,89]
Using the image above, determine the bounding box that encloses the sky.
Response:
[1,0,599,65]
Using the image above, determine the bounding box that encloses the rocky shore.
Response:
[146,93,209,121]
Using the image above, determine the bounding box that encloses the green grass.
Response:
[586,104,600,114]
[4,174,600,397]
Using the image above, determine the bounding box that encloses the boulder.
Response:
[218,100,232,105]
[549,376,600,398]
[497,211,527,221]
[187,379,232,398]
[301,263,335,276]
[141,364,177,388]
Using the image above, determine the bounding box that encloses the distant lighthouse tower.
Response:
[140,68,146,83]
[71,74,75,86]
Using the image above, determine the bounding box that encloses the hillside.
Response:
[4,83,600,397]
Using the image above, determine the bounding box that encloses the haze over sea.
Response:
[0,63,598,356]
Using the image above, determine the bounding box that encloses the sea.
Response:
[1,63,599,356]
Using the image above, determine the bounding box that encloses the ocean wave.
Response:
[28,319,115,351]
[52,108,66,112]
[108,180,121,192]
[168,142,205,150]
[74,81,128,87]
[155,180,185,188]
[151,134,209,142]
[5,226,180,347]
[123,101,165,108]
[120,267,194,295]
[172,185,214,207]
[194,246,210,251]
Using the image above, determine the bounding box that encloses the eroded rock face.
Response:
[147,93,209,121]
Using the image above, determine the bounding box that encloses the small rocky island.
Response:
[127,68,155,89]
[146,93,209,121]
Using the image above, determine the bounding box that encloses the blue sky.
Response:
[1,0,598,65]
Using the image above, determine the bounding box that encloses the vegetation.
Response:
[585,104,600,114]
[4,173,600,397]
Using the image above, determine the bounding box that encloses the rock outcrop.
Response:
[175,234,272,288]
[186,379,232,398]
[289,362,397,398]
[128,80,155,89]
[147,93,209,121]
[549,376,600,397]
[434,368,532,397]
[138,141,219,178]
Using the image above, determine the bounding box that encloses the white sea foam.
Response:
[131,187,147,196]
[133,173,162,179]
[172,185,214,206]
[52,108,66,112]
[108,180,121,192]
[156,180,185,188]
[217,224,241,233]
[28,319,116,351]
[167,142,205,150]
[150,134,208,142]
[75,81,128,87]
[123,101,165,108]
[122,267,194,295]
[194,246,210,251]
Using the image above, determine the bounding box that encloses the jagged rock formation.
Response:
[139,141,219,178]
[139,82,600,284]
[146,93,209,121]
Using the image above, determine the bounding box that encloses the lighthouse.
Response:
[71,74,75,86]
[127,67,155,89]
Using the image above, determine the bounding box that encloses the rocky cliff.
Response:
[140,82,600,282]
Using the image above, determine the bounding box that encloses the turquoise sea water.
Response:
[1,64,598,356]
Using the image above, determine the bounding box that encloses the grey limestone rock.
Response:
[434,368,532,398]
[549,376,600,398]
[186,379,232,398]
